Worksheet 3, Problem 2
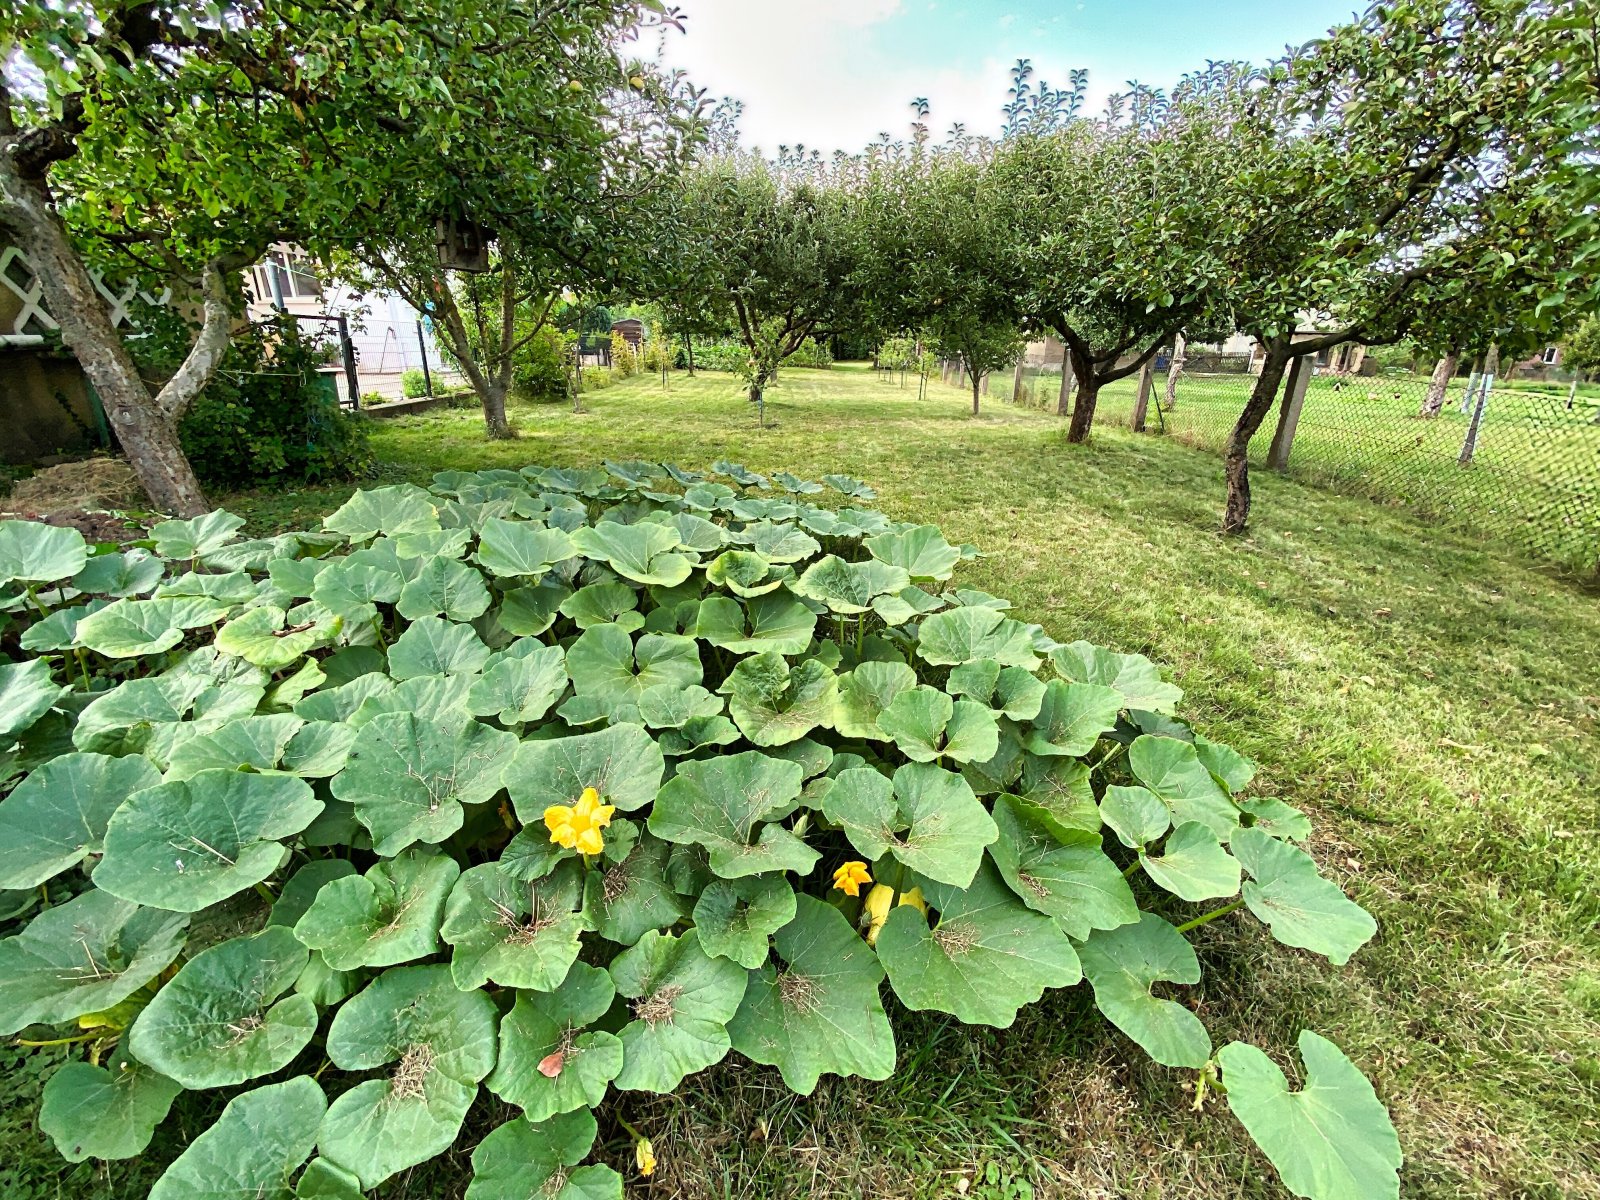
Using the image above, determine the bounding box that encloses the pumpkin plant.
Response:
[0,462,1399,1199]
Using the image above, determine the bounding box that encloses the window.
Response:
[1541,346,1559,365]
[254,249,322,303]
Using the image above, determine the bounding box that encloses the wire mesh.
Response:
[999,355,1600,574]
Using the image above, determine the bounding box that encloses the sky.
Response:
[659,0,1363,154]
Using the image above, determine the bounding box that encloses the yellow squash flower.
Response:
[635,1137,656,1176]
[543,786,615,856]
[862,884,893,946]
[898,887,928,915]
[831,860,872,897]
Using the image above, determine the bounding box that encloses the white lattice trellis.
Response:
[0,245,169,337]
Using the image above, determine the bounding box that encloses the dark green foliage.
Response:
[130,308,369,490]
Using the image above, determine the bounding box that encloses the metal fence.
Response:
[999,356,1600,574]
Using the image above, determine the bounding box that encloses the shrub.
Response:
[610,330,639,378]
[787,336,834,369]
[0,469,1399,1200]
[578,365,613,393]
[512,326,578,402]
[401,368,429,398]
[129,308,369,489]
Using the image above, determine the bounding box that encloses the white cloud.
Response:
[662,0,1017,153]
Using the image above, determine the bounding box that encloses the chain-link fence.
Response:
[996,355,1600,574]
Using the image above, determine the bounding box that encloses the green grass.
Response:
[1016,364,1600,573]
[9,364,1599,1199]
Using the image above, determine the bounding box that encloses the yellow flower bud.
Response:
[862,884,893,946]
[635,1137,656,1176]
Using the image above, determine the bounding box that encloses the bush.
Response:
[691,338,749,372]
[129,307,369,489]
[610,330,639,378]
[578,365,613,393]
[0,470,1398,1200]
[401,368,429,398]
[512,326,577,402]
[787,336,833,369]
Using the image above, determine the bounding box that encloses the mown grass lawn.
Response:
[9,363,1597,1200]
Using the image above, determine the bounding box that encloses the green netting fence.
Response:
[995,356,1600,574]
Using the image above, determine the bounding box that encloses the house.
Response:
[244,244,461,402]
[610,318,645,349]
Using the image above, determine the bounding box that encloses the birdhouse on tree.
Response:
[435,217,495,272]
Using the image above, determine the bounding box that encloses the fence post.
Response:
[1130,361,1154,432]
[1265,354,1310,471]
[416,320,433,397]
[336,314,360,410]
[1012,358,1025,404]
[1458,370,1494,465]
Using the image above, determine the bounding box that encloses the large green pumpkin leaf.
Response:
[386,616,491,679]
[948,659,1047,721]
[1139,822,1241,902]
[792,554,910,614]
[560,581,644,631]
[0,890,188,1033]
[0,519,89,584]
[507,721,664,821]
[486,961,622,1120]
[584,834,688,945]
[294,850,460,970]
[1128,735,1241,840]
[128,926,315,1089]
[71,672,206,755]
[475,518,578,578]
[214,604,337,669]
[705,549,783,597]
[695,593,816,655]
[1024,680,1123,756]
[736,520,820,563]
[916,606,1039,669]
[720,651,837,747]
[1232,827,1377,965]
[819,764,996,888]
[694,874,797,969]
[649,752,817,879]
[323,485,440,541]
[467,642,568,724]
[72,549,163,598]
[150,510,246,560]
[1050,641,1182,714]
[571,522,693,587]
[1015,755,1099,836]
[310,559,402,625]
[637,683,723,730]
[566,625,703,707]
[75,597,227,658]
[876,860,1081,1028]
[832,660,917,738]
[467,1113,620,1200]
[95,770,320,911]
[148,1076,325,1200]
[609,928,748,1093]
[395,556,492,622]
[1218,1031,1402,1200]
[320,964,498,1188]
[1099,784,1172,849]
[1077,913,1211,1068]
[864,524,961,582]
[0,751,160,889]
[876,686,999,764]
[441,862,592,991]
[163,713,304,780]
[727,894,894,1092]
[333,713,515,855]
[989,795,1138,938]
[295,1157,366,1200]
[39,1041,181,1162]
